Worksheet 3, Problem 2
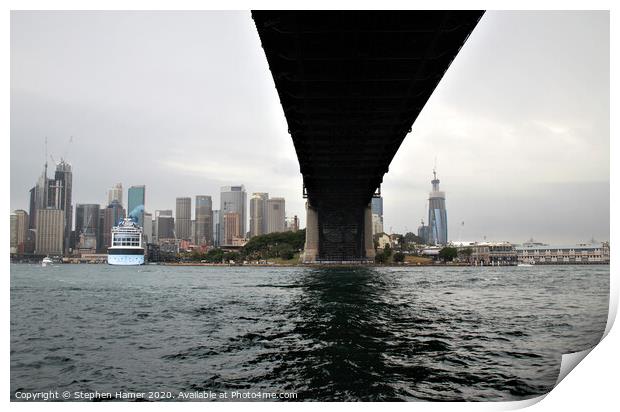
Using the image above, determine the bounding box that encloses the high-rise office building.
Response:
[371,196,384,236]
[102,200,126,249]
[10,214,17,254]
[267,197,286,233]
[371,197,383,217]
[220,185,246,245]
[250,192,269,238]
[54,160,73,254]
[11,210,29,254]
[128,185,146,227]
[223,212,241,245]
[195,195,213,246]
[108,183,123,207]
[428,170,448,245]
[417,219,430,244]
[143,212,153,243]
[213,210,221,247]
[27,159,72,254]
[75,204,100,250]
[175,197,192,240]
[97,209,105,252]
[35,208,65,256]
[154,210,174,243]
[28,187,36,229]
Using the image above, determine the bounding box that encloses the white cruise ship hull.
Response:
[107,254,145,265]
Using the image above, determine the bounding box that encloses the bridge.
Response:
[252,11,484,263]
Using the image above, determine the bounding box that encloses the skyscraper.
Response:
[154,210,174,243]
[223,212,241,245]
[35,208,65,256]
[128,185,146,227]
[143,212,153,243]
[195,195,213,246]
[371,196,384,236]
[220,185,246,244]
[102,201,126,249]
[108,183,123,207]
[428,170,448,245]
[266,197,286,234]
[10,210,29,254]
[213,210,221,247]
[250,192,268,238]
[417,219,430,244]
[54,159,73,254]
[75,204,100,250]
[175,197,192,240]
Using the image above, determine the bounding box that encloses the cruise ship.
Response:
[107,218,145,265]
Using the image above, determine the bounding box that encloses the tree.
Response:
[458,247,473,260]
[223,251,240,263]
[204,248,224,263]
[375,251,388,264]
[438,247,458,262]
[393,252,405,263]
[404,232,423,245]
[383,244,393,258]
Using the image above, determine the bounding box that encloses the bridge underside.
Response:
[252,11,483,262]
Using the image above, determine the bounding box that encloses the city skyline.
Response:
[10,11,610,244]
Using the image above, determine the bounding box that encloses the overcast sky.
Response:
[10,10,609,244]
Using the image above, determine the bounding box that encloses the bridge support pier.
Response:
[303,201,376,264]
[302,202,319,263]
[364,203,376,261]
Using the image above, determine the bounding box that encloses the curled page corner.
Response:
[555,347,594,387]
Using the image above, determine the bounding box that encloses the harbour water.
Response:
[10,264,608,401]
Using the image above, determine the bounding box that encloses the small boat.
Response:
[517,263,533,267]
[41,257,53,267]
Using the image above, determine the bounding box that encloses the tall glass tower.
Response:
[128,185,146,227]
[428,170,448,245]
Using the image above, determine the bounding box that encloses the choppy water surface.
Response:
[11,264,608,401]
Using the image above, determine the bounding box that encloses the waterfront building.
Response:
[267,197,286,234]
[10,210,29,254]
[470,242,517,265]
[108,183,123,207]
[428,170,448,245]
[515,241,610,264]
[142,212,153,243]
[223,212,242,245]
[35,208,65,256]
[195,195,213,246]
[10,214,17,254]
[376,233,391,249]
[213,210,221,247]
[176,197,192,240]
[250,192,269,238]
[75,204,100,251]
[128,185,146,227]
[219,186,246,245]
[24,229,36,254]
[97,209,105,252]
